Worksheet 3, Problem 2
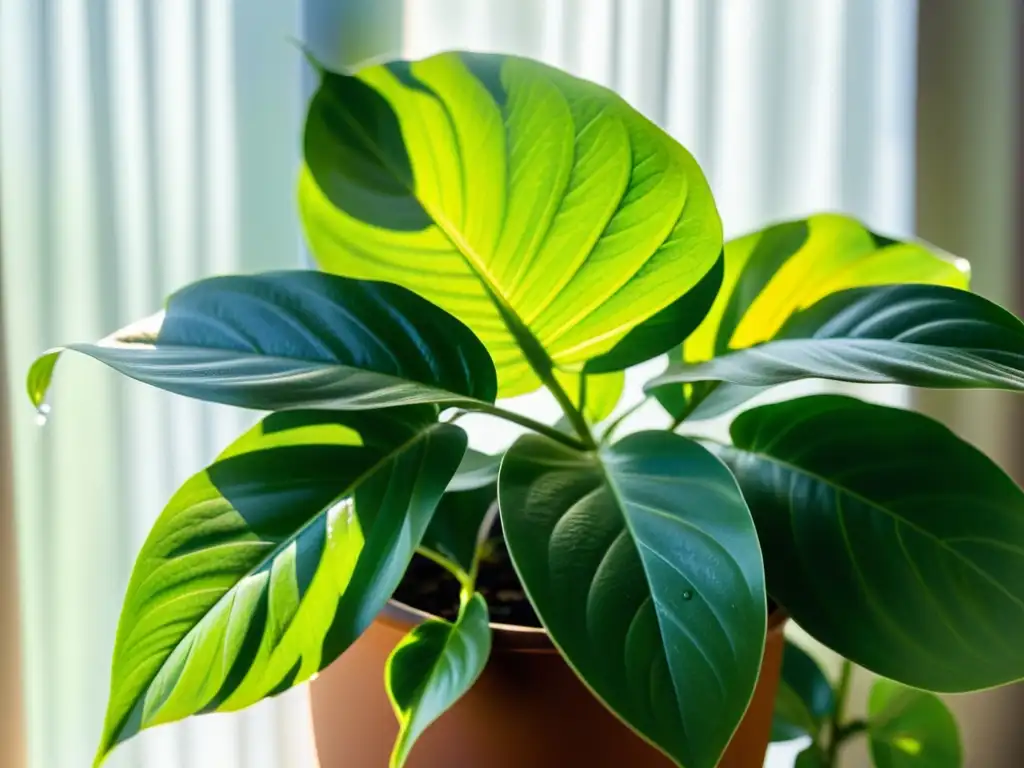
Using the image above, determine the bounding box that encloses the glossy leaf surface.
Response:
[868,679,961,768]
[771,641,834,742]
[500,431,766,767]
[716,395,1024,692]
[300,51,722,395]
[386,593,491,767]
[684,213,969,364]
[29,271,496,412]
[650,284,1024,394]
[95,409,465,764]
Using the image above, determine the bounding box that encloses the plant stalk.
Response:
[460,401,588,451]
[825,659,855,766]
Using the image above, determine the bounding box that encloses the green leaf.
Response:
[446,448,501,492]
[28,271,496,413]
[499,431,766,768]
[714,395,1024,692]
[94,408,466,765]
[386,593,492,768]
[420,485,497,580]
[685,214,969,364]
[300,51,722,396]
[771,641,834,742]
[649,284,1024,396]
[583,251,725,374]
[795,745,828,768]
[653,214,970,413]
[555,368,626,424]
[868,679,962,768]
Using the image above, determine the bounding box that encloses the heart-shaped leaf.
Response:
[28,271,496,413]
[300,51,722,396]
[94,408,466,765]
[714,395,1024,692]
[386,593,492,767]
[650,284,1024,396]
[771,641,834,742]
[500,431,766,768]
[868,679,961,767]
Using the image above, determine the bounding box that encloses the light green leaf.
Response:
[868,679,962,768]
[28,271,497,413]
[386,593,492,768]
[500,431,766,768]
[555,368,626,424]
[714,395,1024,692]
[300,51,722,396]
[684,213,969,365]
[94,408,466,766]
[649,284,1024,397]
[771,641,834,742]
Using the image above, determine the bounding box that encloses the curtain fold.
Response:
[2,1,919,766]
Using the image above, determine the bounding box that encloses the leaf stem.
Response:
[825,658,855,766]
[542,373,597,449]
[458,401,588,451]
[600,397,649,445]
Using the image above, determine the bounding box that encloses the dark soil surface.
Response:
[393,537,542,627]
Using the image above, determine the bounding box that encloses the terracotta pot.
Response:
[311,602,787,767]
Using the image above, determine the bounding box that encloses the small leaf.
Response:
[386,593,492,768]
[868,679,962,767]
[555,368,626,424]
[715,395,1024,692]
[500,431,766,768]
[94,408,466,765]
[771,641,834,742]
[649,284,1024,397]
[301,51,722,395]
[29,271,497,413]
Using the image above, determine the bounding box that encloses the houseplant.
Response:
[27,50,1024,767]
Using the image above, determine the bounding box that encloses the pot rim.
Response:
[382,599,788,654]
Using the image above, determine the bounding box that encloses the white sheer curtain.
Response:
[1,1,918,766]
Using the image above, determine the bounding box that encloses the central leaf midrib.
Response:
[113,420,450,746]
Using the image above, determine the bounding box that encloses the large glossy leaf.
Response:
[771,641,834,742]
[94,408,465,765]
[684,213,969,364]
[28,271,496,413]
[868,679,961,768]
[300,51,723,396]
[386,593,492,767]
[500,431,766,768]
[714,395,1024,692]
[650,284,1024,395]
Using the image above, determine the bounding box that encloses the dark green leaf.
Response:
[771,641,834,742]
[584,252,725,374]
[649,284,1024,397]
[795,745,828,768]
[28,271,497,413]
[301,51,722,396]
[868,679,962,767]
[500,431,766,768]
[714,395,1024,692]
[420,485,497,580]
[94,408,466,765]
[386,593,492,768]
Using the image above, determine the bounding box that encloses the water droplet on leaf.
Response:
[682,590,693,601]
[35,403,51,427]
